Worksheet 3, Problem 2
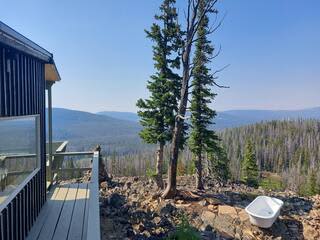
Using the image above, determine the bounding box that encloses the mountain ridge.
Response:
[51,107,320,152]
[97,107,320,129]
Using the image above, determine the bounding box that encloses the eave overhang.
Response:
[0,21,61,83]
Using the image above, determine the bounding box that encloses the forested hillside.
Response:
[53,107,320,153]
[219,119,320,193]
[50,108,148,153]
[50,108,320,194]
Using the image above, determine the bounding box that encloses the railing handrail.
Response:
[1,154,37,159]
[0,151,93,160]
[86,151,101,240]
[55,141,69,153]
[53,151,93,157]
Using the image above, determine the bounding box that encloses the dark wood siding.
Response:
[0,43,46,240]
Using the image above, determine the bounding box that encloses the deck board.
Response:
[68,183,88,240]
[26,186,60,240]
[37,185,69,239]
[81,185,90,240]
[52,183,78,240]
[27,183,90,240]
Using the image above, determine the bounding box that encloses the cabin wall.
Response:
[0,43,46,240]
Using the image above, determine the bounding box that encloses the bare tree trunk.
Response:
[195,153,204,190]
[156,143,164,189]
[162,41,192,198]
[162,0,219,199]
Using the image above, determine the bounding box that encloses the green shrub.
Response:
[186,160,196,175]
[259,175,284,191]
[298,171,320,196]
[166,215,200,240]
[146,167,157,179]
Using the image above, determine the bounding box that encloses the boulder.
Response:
[241,229,256,240]
[133,176,139,182]
[214,215,235,239]
[207,204,218,211]
[153,216,161,225]
[238,209,249,222]
[159,203,177,216]
[198,199,209,206]
[218,205,238,222]
[106,193,124,208]
[201,210,216,226]
[303,223,319,239]
[100,181,108,189]
[219,205,237,216]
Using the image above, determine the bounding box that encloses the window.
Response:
[0,115,40,205]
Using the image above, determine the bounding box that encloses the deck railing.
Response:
[0,142,101,239]
[48,150,101,240]
[50,151,94,181]
[87,151,101,240]
[45,150,101,240]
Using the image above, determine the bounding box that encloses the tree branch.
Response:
[213,81,229,89]
[191,0,218,41]
[176,114,190,120]
[208,44,222,60]
[212,64,230,88]
[213,64,230,76]
[207,11,227,35]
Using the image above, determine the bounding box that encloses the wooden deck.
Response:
[26,183,90,240]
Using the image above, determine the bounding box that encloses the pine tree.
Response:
[209,146,230,183]
[241,140,259,187]
[308,170,319,195]
[137,0,182,189]
[189,0,221,190]
[162,0,219,199]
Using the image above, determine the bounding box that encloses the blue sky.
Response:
[1,0,319,112]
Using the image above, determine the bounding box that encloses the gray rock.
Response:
[159,203,177,216]
[153,216,161,225]
[106,193,124,208]
[213,215,235,239]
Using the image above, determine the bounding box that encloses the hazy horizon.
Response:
[1,0,319,112]
[52,105,320,115]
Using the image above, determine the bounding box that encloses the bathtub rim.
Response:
[245,195,284,219]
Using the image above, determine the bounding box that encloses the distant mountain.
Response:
[51,108,145,153]
[215,107,320,130]
[97,111,139,122]
[97,107,320,130]
[50,107,320,153]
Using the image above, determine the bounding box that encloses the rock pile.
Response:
[99,176,320,240]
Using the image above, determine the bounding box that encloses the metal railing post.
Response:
[46,81,54,185]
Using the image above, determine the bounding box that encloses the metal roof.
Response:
[0,21,61,81]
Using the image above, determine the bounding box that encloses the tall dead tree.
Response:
[162,0,219,198]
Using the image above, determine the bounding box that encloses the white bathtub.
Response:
[245,196,283,228]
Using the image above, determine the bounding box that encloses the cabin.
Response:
[0,22,100,240]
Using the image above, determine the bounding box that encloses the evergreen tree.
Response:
[209,146,230,183]
[137,0,182,189]
[241,140,259,187]
[307,170,319,195]
[162,0,219,199]
[189,0,221,190]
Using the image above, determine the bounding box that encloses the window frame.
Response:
[0,114,41,211]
